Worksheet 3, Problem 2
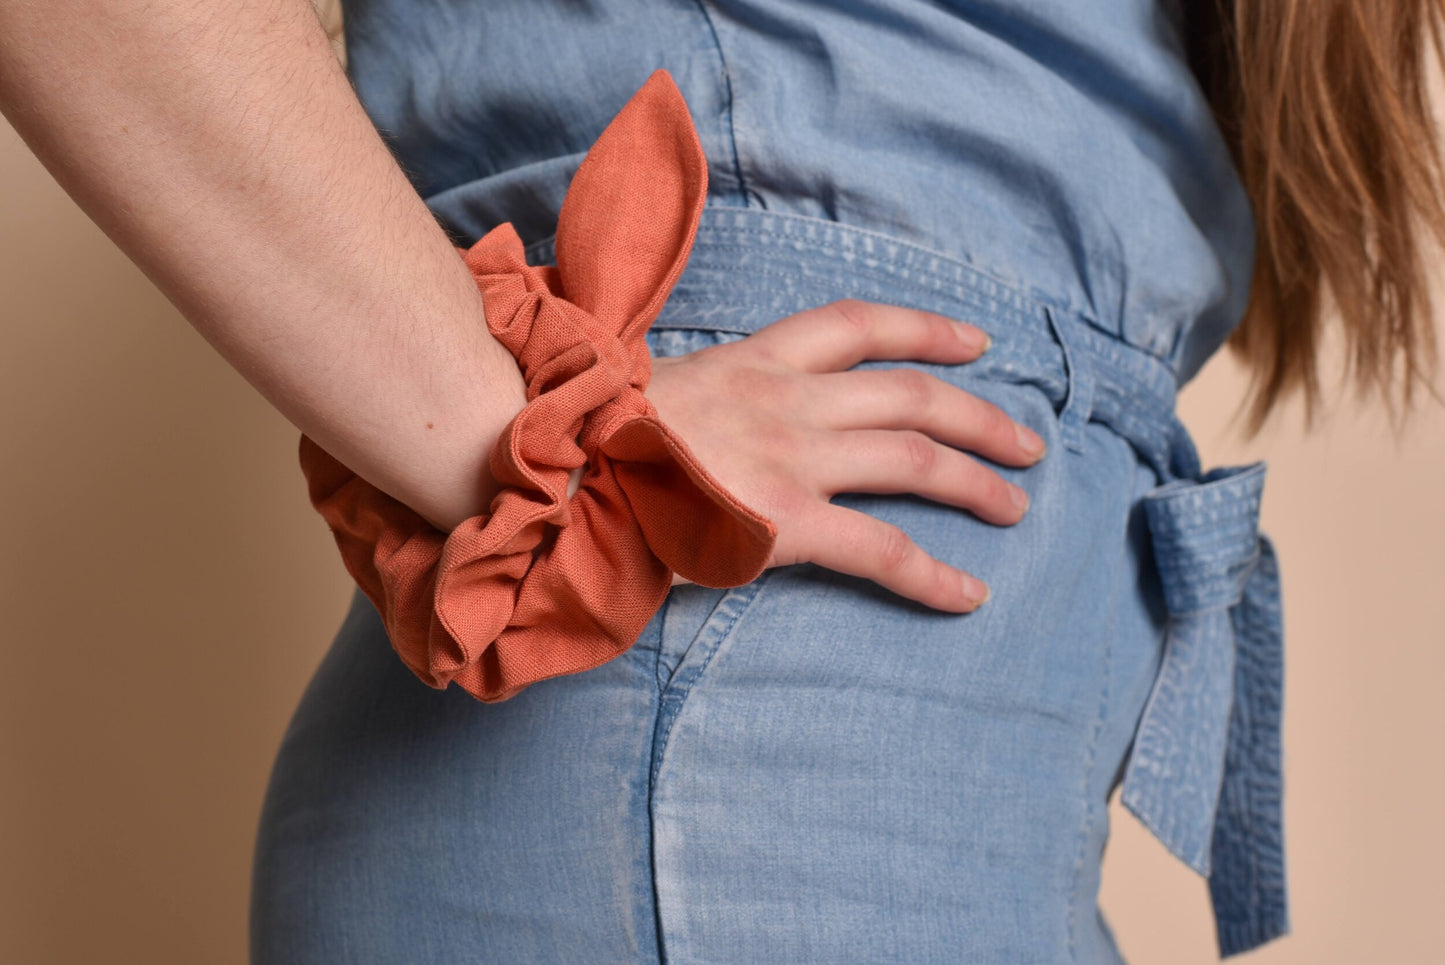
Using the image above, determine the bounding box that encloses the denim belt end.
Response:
[1120,459,1290,957]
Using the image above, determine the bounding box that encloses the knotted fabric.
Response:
[1120,460,1289,957]
[297,70,778,703]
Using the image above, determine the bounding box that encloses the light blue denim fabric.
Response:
[251,2,1288,960]
[338,0,1253,389]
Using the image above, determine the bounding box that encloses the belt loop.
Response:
[1043,305,1095,454]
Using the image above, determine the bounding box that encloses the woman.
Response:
[1,1,1439,962]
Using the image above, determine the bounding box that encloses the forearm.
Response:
[0,0,527,531]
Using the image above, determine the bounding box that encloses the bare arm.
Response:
[0,0,527,532]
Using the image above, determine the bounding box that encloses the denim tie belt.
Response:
[1032,304,1289,960]
[1121,451,1288,957]
[523,206,1290,958]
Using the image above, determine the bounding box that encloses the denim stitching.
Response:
[646,594,670,965]
[690,1,752,208]
[523,208,1071,323]
[1044,306,1096,454]
[666,280,1181,478]
[678,235,1052,320]
[519,208,1184,387]
[674,256,1041,330]
[650,569,774,790]
[677,211,1093,320]
[1065,428,1126,962]
[646,573,768,965]
[522,205,1186,382]
[653,590,672,696]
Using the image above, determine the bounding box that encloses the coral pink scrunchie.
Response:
[297,70,778,703]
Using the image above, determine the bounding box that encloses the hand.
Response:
[644,299,1048,613]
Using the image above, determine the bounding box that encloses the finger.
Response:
[807,428,1030,526]
[741,298,991,374]
[803,367,1047,466]
[797,500,991,612]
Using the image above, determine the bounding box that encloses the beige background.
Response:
[3,8,1442,963]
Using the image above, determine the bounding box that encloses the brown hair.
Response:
[1185,0,1445,436]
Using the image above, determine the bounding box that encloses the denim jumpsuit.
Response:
[251,1,1289,961]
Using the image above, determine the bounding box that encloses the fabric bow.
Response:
[297,70,778,703]
[1120,460,1289,957]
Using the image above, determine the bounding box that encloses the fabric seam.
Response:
[649,573,771,788]
[1066,429,1126,961]
[648,572,773,965]
[524,205,1184,386]
[691,0,752,208]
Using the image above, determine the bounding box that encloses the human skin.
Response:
[649,301,1047,609]
[0,0,1044,612]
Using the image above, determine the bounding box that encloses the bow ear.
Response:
[554,69,708,341]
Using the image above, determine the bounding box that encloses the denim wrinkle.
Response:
[251,0,1288,956]
[250,204,1288,963]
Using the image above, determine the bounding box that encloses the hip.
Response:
[251,211,1183,962]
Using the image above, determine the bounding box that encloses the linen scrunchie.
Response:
[297,70,778,703]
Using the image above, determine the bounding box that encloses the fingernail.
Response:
[1015,423,1045,458]
[964,575,991,608]
[1009,483,1030,512]
[958,323,991,352]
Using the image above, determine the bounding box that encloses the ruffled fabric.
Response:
[297,70,778,702]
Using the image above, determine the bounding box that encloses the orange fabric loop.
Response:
[297,70,778,703]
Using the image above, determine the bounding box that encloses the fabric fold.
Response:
[1120,460,1290,957]
[297,69,778,703]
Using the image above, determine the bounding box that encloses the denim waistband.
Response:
[530,207,1193,484]
[521,205,1289,956]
